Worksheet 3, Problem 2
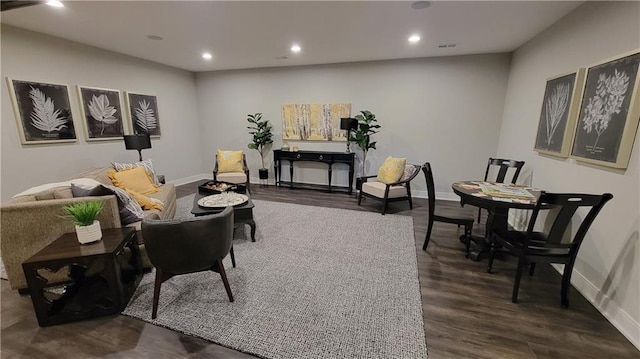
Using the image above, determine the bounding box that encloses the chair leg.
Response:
[422,218,434,251]
[528,262,536,277]
[230,246,236,268]
[406,184,413,209]
[357,189,363,205]
[561,261,575,308]
[381,198,388,215]
[152,269,164,319]
[217,259,234,302]
[477,208,482,223]
[512,258,526,303]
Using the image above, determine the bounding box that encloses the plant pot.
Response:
[258,168,269,180]
[75,220,102,244]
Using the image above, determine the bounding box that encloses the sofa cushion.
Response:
[112,159,161,186]
[71,183,144,225]
[70,167,113,186]
[126,189,163,211]
[108,167,159,195]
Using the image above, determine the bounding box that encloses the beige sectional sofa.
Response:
[0,166,176,291]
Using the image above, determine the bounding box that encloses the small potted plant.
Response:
[63,200,104,244]
[350,110,381,180]
[247,113,274,179]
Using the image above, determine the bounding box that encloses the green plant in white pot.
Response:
[63,200,103,244]
[247,113,274,179]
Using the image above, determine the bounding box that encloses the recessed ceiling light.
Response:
[202,52,213,60]
[147,35,163,41]
[411,1,431,10]
[291,45,301,53]
[46,1,64,8]
[408,35,421,43]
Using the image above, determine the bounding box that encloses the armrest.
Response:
[242,154,250,175]
[358,175,378,183]
[0,195,121,290]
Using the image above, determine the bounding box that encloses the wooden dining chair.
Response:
[478,157,525,222]
[487,192,613,307]
[421,163,475,256]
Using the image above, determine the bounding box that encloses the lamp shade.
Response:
[340,118,357,131]
[123,134,151,150]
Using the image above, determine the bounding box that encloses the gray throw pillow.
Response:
[71,183,144,225]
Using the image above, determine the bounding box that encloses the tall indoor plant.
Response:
[63,200,103,244]
[247,113,274,179]
[349,110,381,176]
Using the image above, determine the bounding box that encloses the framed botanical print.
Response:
[125,92,161,137]
[570,50,640,169]
[6,78,77,144]
[533,69,585,157]
[77,86,125,141]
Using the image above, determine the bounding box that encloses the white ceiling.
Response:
[1,1,582,72]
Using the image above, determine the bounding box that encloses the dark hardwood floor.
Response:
[2,181,638,358]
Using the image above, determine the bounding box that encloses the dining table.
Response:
[452,181,543,262]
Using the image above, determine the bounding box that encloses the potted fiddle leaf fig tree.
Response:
[247,113,274,179]
[350,110,381,178]
[63,200,104,244]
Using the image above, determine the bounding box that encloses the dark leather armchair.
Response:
[142,207,235,319]
[487,192,612,307]
[421,162,475,256]
[478,157,525,222]
[357,164,421,215]
[213,153,251,193]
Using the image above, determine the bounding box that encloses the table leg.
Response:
[468,207,508,262]
[248,220,256,242]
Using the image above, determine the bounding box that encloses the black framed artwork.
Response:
[570,50,640,169]
[125,92,161,137]
[77,86,125,141]
[6,78,77,144]
[533,69,585,157]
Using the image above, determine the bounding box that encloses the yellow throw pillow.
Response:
[125,189,164,211]
[217,150,244,173]
[377,156,407,184]
[108,167,159,195]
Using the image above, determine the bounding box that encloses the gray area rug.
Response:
[123,195,427,359]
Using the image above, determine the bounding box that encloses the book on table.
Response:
[479,182,535,199]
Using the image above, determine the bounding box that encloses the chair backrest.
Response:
[421,162,436,216]
[142,207,234,275]
[397,164,422,184]
[525,192,613,256]
[484,157,525,184]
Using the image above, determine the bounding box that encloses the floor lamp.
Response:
[123,134,151,161]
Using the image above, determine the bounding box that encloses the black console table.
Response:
[274,150,355,194]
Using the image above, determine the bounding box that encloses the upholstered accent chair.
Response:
[213,152,251,193]
[357,164,421,215]
[142,207,235,319]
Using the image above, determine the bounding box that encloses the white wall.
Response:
[195,54,511,197]
[1,25,203,201]
[498,2,640,347]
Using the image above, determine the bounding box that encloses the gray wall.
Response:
[195,54,512,197]
[1,25,203,201]
[498,1,640,346]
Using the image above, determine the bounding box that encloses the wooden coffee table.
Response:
[22,227,143,327]
[191,193,256,242]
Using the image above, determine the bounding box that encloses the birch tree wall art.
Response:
[533,70,584,157]
[570,51,640,169]
[282,103,350,141]
[78,86,125,141]
[7,79,77,144]
[126,92,161,137]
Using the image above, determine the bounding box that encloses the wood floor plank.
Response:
[1,181,638,358]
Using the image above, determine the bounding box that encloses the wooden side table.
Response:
[22,227,143,327]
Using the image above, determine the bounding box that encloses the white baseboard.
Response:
[550,266,640,350]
